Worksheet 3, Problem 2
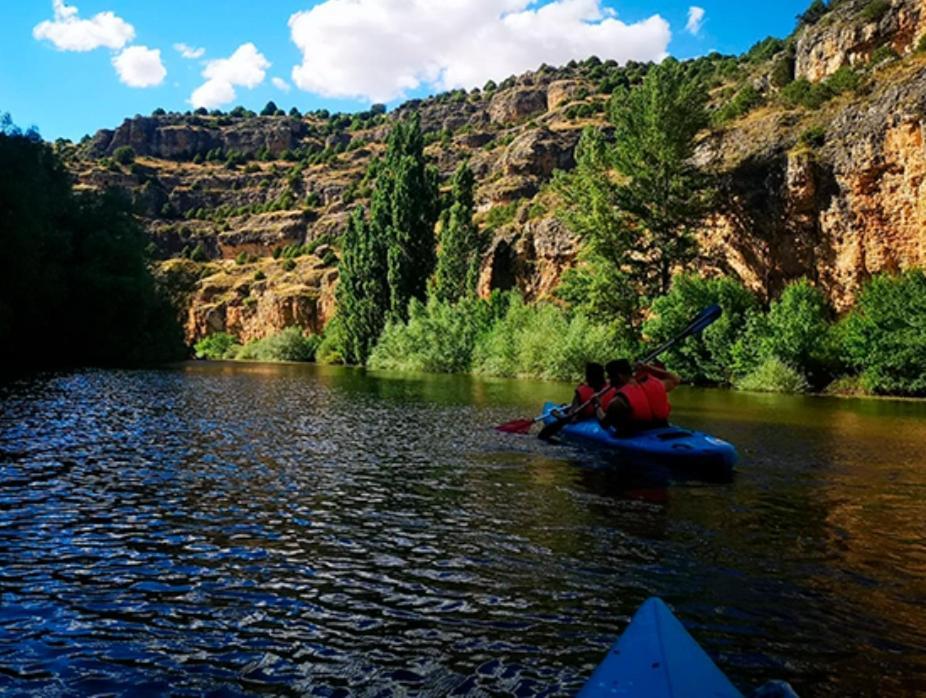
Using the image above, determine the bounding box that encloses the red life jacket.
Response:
[599,386,619,412]
[618,382,653,424]
[639,376,671,422]
[575,384,599,417]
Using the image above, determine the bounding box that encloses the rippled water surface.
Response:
[1,363,925,697]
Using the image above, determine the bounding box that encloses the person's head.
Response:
[605,359,634,387]
[584,362,606,390]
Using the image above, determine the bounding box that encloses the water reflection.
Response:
[0,364,924,696]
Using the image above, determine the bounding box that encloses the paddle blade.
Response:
[495,418,536,434]
[688,303,723,335]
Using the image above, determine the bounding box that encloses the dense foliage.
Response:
[195,327,320,362]
[554,58,712,328]
[335,114,439,364]
[644,275,759,385]
[839,270,926,395]
[366,292,636,382]
[432,162,482,304]
[0,118,184,366]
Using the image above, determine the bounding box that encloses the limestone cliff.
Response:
[66,0,926,345]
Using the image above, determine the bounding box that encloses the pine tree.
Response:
[554,58,711,326]
[433,162,481,303]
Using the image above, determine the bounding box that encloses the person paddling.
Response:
[595,359,653,436]
[569,362,607,420]
[634,360,681,428]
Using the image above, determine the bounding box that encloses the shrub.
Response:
[771,55,795,87]
[736,357,810,393]
[482,200,519,230]
[369,296,500,373]
[732,279,839,389]
[839,270,926,395]
[712,84,764,125]
[235,251,248,265]
[316,315,347,364]
[869,44,898,65]
[234,327,320,362]
[189,242,207,262]
[282,258,296,272]
[194,332,240,360]
[644,274,760,385]
[800,125,827,147]
[470,295,636,382]
[861,0,890,23]
[253,270,266,281]
[113,145,135,165]
[825,66,861,94]
[917,36,926,53]
[798,0,829,26]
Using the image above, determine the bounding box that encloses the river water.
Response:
[1,362,924,697]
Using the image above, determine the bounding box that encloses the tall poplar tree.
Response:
[335,207,389,365]
[433,162,481,303]
[335,113,439,364]
[374,113,440,321]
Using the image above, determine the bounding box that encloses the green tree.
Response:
[335,207,389,365]
[113,145,135,165]
[798,0,829,26]
[644,274,759,385]
[607,58,711,296]
[260,101,279,116]
[335,113,439,363]
[839,270,926,395]
[732,279,839,389]
[375,113,440,321]
[0,119,185,366]
[554,59,711,325]
[433,162,482,303]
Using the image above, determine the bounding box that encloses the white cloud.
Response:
[272,76,292,92]
[33,0,134,51]
[190,42,270,108]
[288,0,671,103]
[174,42,205,59]
[686,6,705,36]
[113,45,166,87]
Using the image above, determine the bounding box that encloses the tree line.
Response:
[322,59,926,396]
[0,114,185,368]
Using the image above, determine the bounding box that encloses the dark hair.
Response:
[605,359,633,384]
[584,362,606,389]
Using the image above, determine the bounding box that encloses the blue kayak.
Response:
[541,402,737,480]
[579,597,742,698]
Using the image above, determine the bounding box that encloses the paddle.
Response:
[495,304,722,436]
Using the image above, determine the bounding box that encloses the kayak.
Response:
[579,597,742,698]
[541,402,737,480]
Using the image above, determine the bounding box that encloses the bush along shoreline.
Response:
[190,58,925,398]
[193,268,926,399]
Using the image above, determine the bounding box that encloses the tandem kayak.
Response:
[579,597,742,698]
[541,402,738,480]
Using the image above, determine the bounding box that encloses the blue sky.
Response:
[1,0,812,141]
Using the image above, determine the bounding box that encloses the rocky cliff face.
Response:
[68,0,926,345]
[700,59,925,309]
[795,0,926,81]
